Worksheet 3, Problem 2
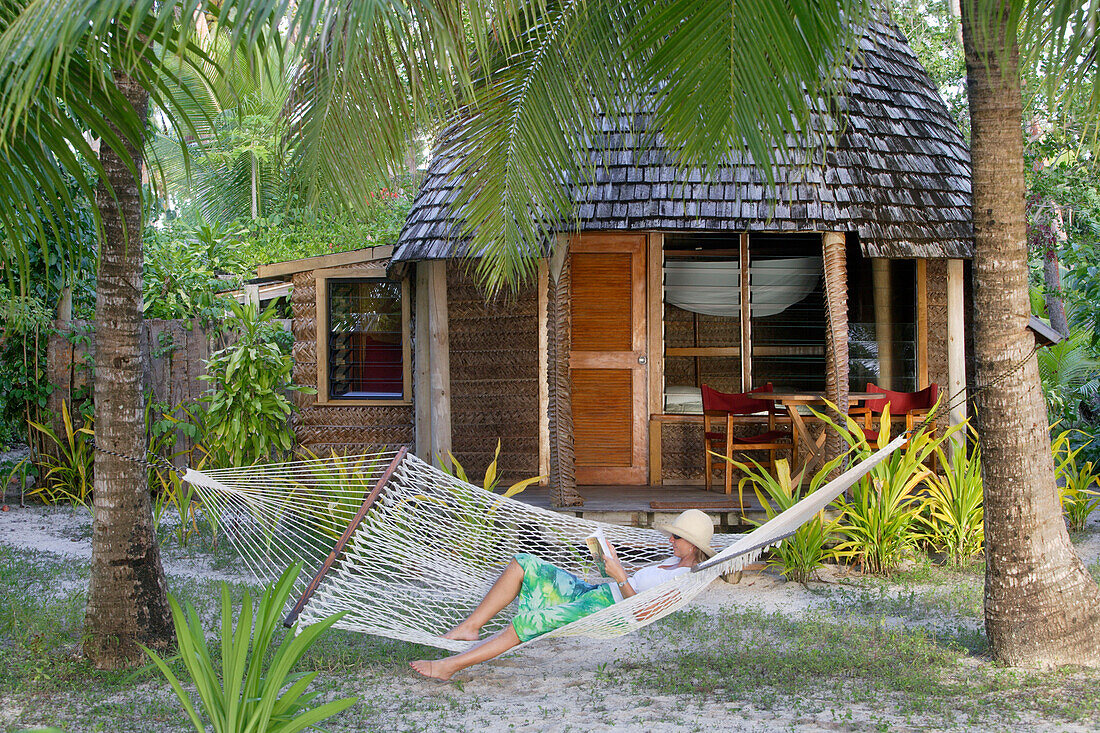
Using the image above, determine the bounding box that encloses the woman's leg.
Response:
[412,625,521,680]
[443,559,525,641]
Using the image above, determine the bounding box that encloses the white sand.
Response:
[2,504,1098,732]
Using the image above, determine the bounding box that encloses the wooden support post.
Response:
[947,259,968,449]
[916,259,929,389]
[872,258,894,389]
[647,233,665,484]
[822,232,850,467]
[537,260,550,483]
[427,261,451,464]
[547,238,583,506]
[739,232,751,390]
[414,263,432,459]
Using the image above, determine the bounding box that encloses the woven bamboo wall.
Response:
[664,303,741,394]
[446,262,540,484]
[292,267,414,455]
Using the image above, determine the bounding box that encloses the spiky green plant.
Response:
[143,565,357,733]
[725,455,845,582]
[812,406,961,575]
[1052,429,1100,532]
[920,432,984,567]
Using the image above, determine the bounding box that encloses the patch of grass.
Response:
[631,608,966,704]
[626,608,1100,729]
[817,581,984,624]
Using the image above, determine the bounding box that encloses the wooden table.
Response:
[759,391,886,473]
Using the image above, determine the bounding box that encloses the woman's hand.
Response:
[603,543,635,598]
[603,542,627,581]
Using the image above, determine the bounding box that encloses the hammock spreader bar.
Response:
[283,446,407,627]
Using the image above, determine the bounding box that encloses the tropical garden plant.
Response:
[199,301,311,468]
[920,431,985,567]
[27,400,94,507]
[724,454,845,583]
[1052,429,1100,532]
[143,564,357,733]
[816,407,962,575]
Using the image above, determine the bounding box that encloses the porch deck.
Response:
[517,484,767,533]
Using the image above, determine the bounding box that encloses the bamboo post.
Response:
[947,259,967,452]
[872,258,894,389]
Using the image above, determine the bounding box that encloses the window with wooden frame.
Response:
[315,269,411,405]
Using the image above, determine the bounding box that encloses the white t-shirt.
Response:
[609,558,690,602]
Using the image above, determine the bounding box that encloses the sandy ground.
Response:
[2,504,1099,732]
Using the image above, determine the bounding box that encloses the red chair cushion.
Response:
[865,383,938,415]
[701,383,776,415]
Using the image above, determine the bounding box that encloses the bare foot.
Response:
[442,624,480,641]
[410,659,452,681]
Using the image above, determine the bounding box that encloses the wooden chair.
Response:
[850,382,939,443]
[702,383,792,505]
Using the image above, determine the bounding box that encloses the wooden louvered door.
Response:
[569,233,648,484]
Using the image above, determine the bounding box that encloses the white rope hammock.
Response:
[182,434,906,652]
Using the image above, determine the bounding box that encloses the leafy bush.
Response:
[820,407,960,575]
[199,301,311,468]
[920,433,984,566]
[27,401,94,506]
[143,218,243,326]
[143,565,357,733]
[1053,429,1100,531]
[726,455,844,582]
[237,193,412,273]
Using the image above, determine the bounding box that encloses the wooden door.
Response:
[569,233,648,484]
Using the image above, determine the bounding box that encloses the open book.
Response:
[585,527,613,577]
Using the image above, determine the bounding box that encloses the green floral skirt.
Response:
[510,553,616,642]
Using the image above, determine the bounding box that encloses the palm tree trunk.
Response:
[83,69,173,669]
[822,232,849,467]
[548,253,583,507]
[962,0,1100,667]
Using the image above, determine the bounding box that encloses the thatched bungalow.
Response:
[276,17,976,515]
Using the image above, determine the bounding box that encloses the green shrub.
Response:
[726,455,844,582]
[1053,429,1100,532]
[27,400,94,506]
[199,301,312,468]
[143,565,357,733]
[920,432,984,566]
[818,406,960,575]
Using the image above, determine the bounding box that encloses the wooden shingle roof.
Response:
[394,16,972,263]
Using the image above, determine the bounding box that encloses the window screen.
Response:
[328,279,403,400]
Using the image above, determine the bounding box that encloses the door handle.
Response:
[638,355,647,365]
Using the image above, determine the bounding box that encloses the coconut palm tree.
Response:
[0,0,476,669]
[148,34,293,223]
[961,0,1100,666]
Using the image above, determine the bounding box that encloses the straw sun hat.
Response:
[655,509,716,558]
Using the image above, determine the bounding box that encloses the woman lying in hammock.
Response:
[410,509,715,680]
